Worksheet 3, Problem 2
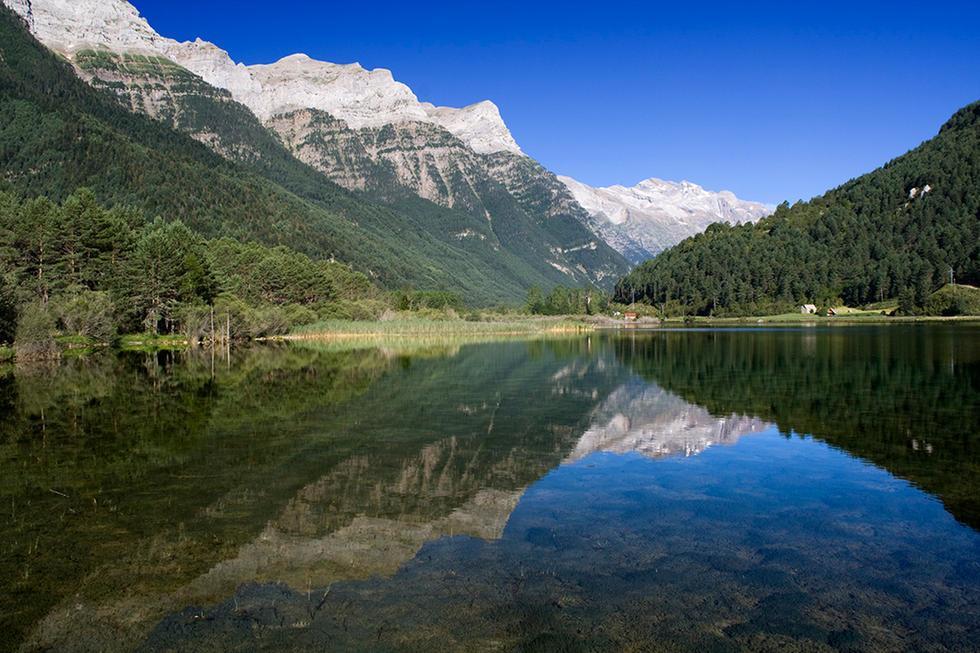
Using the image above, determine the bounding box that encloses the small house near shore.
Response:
[800,304,817,315]
[624,311,638,322]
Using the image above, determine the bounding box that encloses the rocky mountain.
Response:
[3,0,630,299]
[4,0,773,290]
[560,175,773,263]
[5,0,521,155]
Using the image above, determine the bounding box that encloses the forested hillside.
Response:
[617,102,980,315]
[0,7,611,305]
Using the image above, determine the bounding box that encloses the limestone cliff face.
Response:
[72,50,262,161]
[3,0,636,288]
[268,109,492,213]
[3,0,522,155]
[266,109,379,192]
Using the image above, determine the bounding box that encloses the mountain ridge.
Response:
[6,0,522,155]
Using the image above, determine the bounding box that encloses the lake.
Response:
[1,325,979,651]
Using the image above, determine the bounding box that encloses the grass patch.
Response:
[289,316,593,339]
[117,333,190,351]
[0,345,13,363]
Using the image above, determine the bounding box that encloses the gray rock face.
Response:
[268,109,495,211]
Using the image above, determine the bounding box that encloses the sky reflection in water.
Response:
[2,327,979,651]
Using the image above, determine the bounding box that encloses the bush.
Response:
[51,290,116,342]
[923,285,980,316]
[897,288,918,316]
[280,304,319,328]
[393,290,463,311]
[212,294,258,340]
[176,303,213,344]
[14,302,59,360]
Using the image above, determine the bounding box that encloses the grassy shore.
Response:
[6,310,977,364]
[287,316,596,339]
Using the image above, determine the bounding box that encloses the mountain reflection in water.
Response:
[1,326,978,652]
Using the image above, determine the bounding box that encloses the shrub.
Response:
[176,303,213,345]
[14,302,59,360]
[51,290,116,342]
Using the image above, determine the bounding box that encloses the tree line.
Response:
[525,285,611,315]
[0,189,381,357]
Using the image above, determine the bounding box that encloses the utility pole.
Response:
[950,266,954,286]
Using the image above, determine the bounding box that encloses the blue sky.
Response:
[131,0,980,205]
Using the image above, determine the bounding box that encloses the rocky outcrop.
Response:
[4,0,631,289]
[267,109,628,286]
[268,109,494,212]
[5,0,776,281]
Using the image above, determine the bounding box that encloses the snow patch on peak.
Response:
[559,174,773,261]
[2,0,524,154]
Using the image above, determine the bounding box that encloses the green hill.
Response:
[616,102,980,315]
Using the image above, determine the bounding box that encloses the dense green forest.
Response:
[0,189,385,356]
[617,102,980,316]
[0,7,625,306]
[0,187,616,356]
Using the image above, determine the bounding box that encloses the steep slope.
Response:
[269,109,626,286]
[5,0,630,292]
[617,102,980,314]
[560,175,773,263]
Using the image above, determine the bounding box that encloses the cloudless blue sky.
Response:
[131,0,980,204]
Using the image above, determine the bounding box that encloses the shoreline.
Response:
[5,315,978,363]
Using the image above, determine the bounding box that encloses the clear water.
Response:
[1,326,978,651]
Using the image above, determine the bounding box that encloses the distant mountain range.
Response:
[560,176,772,263]
[2,0,772,301]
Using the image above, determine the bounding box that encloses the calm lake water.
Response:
[1,325,979,652]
